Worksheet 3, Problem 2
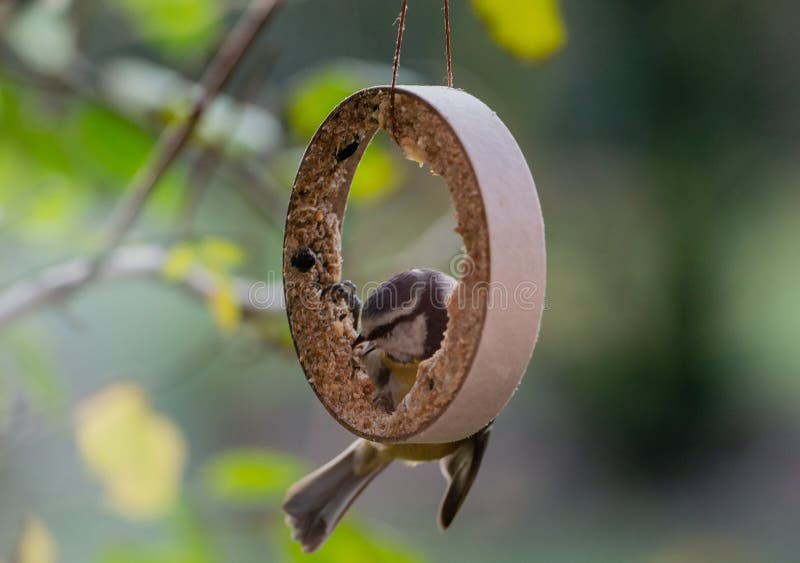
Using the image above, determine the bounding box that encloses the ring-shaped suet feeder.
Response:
[283,86,545,444]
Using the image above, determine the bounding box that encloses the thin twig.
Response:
[390,0,408,131]
[0,245,282,330]
[444,0,453,87]
[100,0,283,256]
[178,149,221,234]
[177,47,280,233]
[225,165,286,232]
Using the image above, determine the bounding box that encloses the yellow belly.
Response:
[373,355,461,461]
[381,354,420,387]
[377,441,461,462]
[380,353,420,406]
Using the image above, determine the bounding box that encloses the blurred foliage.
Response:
[348,142,400,203]
[718,188,800,404]
[0,372,8,435]
[203,448,302,506]
[287,69,362,141]
[17,516,57,563]
[74,384,187,521]
[0,83,184,244]
[115,0,222,58]
[98,58,282,157]
[5,1,76,73]
[1,0,799,561]
[472,0,567,62]
[197,96,282,157]
[286,68,401,202]
[163,238,245,333]
[648,535,760,563]
[71,105,154,183]
[1,329,65,418]
[97,504,214,563]
[273,519,426,563]
[0,87,85,241]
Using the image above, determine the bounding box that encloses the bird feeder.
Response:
[282,86,545,444]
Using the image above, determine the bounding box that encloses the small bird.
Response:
[283,269,491,553]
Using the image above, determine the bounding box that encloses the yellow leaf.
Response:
[472,0,567,62]
[199,237,243,270]
[208,275,241,334]
[162,243,196,281]
[74,383,186,521]
[18,516,57,563]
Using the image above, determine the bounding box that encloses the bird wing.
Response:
[437,423,492,530]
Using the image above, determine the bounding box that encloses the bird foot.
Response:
[322,280,362,329]
[371,390,395,413]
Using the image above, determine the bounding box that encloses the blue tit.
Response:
[283,269,492,553]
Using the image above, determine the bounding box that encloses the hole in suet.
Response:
[291,246,316,272]
[336,138,360,162]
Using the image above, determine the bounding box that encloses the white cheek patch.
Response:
[362,293,420,335]
[378,313,428,363]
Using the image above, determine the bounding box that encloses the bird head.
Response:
[356,269,457,363]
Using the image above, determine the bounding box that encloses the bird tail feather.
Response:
[283,440,389,553]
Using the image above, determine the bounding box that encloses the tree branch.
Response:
[0,245,283,330]
[0,0,285,332]
[100,0,283,255]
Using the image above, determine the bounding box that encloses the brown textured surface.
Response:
[283,87,489,442]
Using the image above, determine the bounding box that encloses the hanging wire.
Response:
[391,0,409,130]
[444,0,453,87]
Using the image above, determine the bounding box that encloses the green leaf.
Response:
[70,105,154,183]
[116,0,222,57]
[472,0,567,63]
[0,85,73,175]
[273,519,426,563]
[351,143,401,203]
[287,70,367,141]
[67,100,185,212]
[204,448,303,505]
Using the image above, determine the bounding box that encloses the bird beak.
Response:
[353,335,375,357]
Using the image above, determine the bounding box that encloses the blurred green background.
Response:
[1,0,799,561]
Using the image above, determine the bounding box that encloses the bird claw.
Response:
[371,390,394,413]
[322,280,362,329]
